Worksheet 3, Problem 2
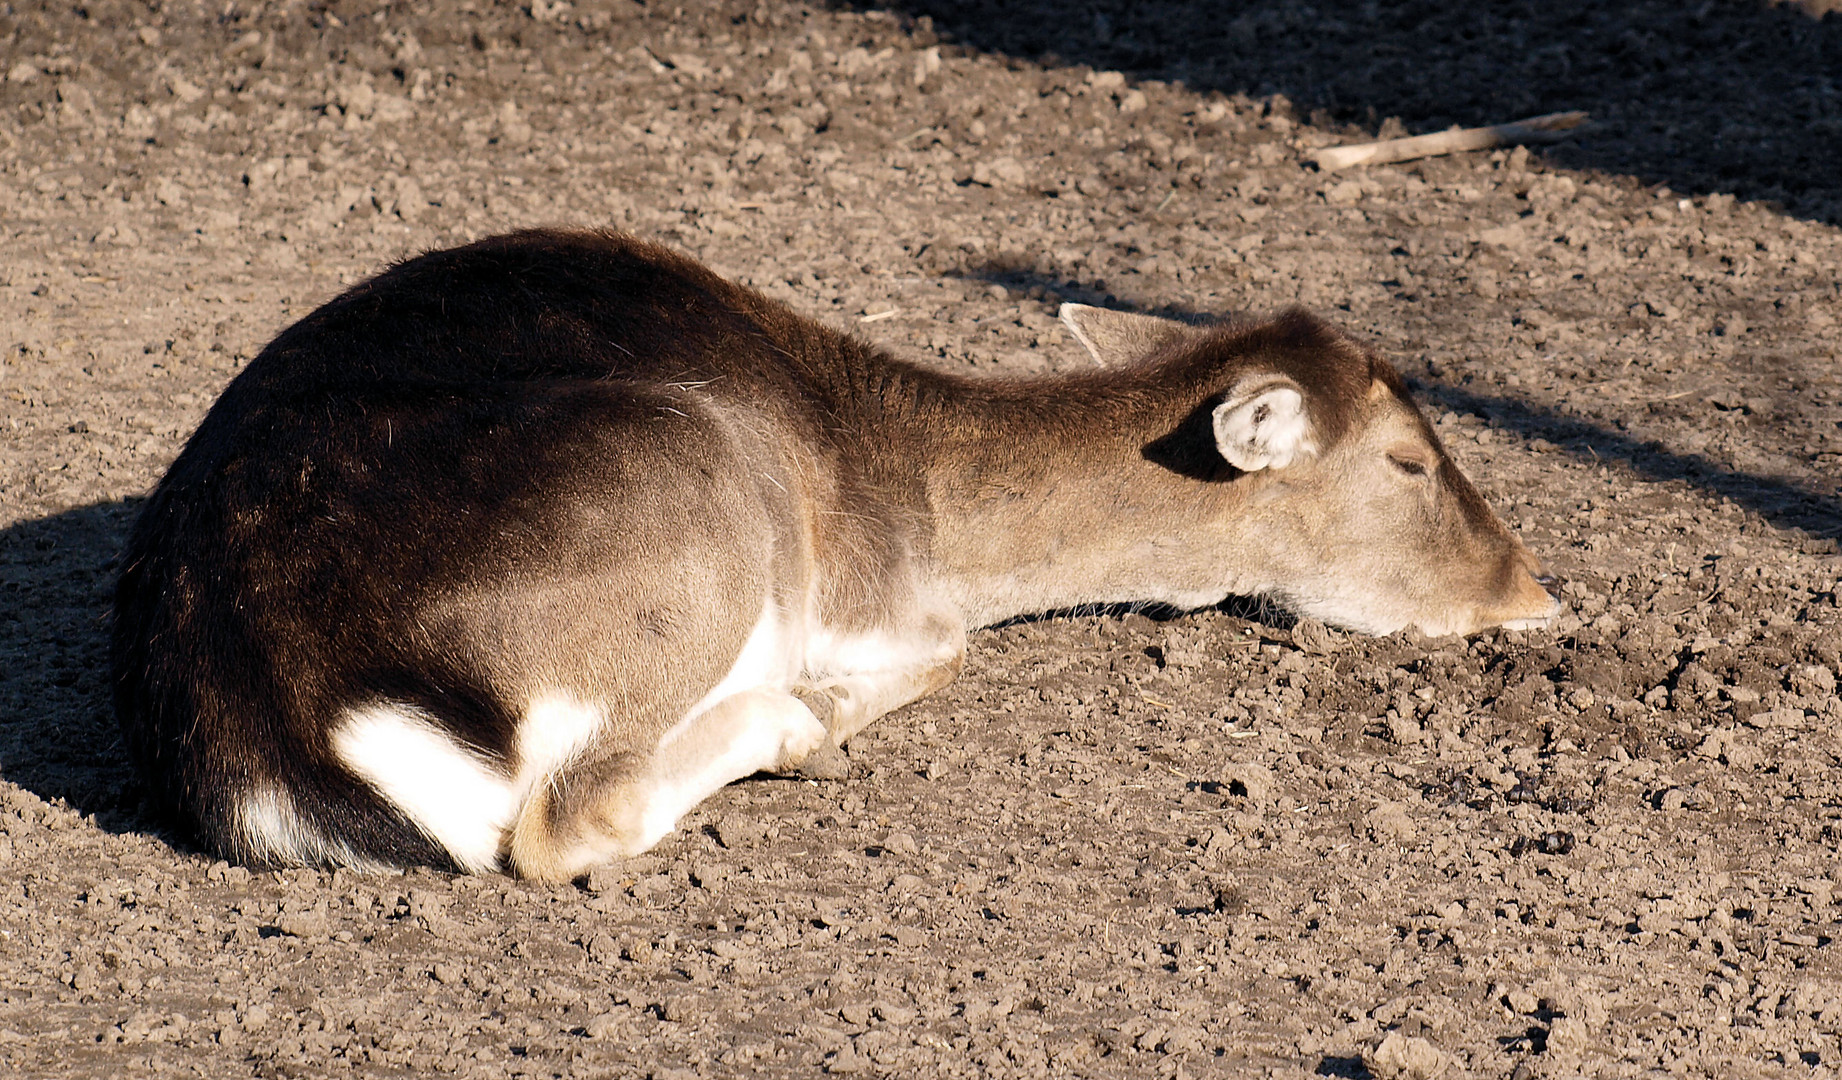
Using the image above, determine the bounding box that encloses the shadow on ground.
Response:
[1414,380,1842,546]
[857,0,1842,225]
[0,498,155,833]
[959,262,1842,547]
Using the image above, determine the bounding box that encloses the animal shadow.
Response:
[861,0,1842,225]
[0,497,158,835]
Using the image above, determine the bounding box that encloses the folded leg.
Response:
[789,614,966,778]
[510,687,826,881]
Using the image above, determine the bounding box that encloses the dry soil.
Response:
[3,2,1842,1078]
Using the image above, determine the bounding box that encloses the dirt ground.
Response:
[3,1,1842,1076]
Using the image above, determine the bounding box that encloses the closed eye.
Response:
[1389,455,1428,476]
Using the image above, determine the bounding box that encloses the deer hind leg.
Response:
[509,688,826,882]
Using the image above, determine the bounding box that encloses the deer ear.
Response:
[1059,303,1191,366]
[1211,379,1315,472]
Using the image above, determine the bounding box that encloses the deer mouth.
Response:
[1495,608,1559,632]
[1488,576,1563,632]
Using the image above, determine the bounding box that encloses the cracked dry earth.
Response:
[4,1,1842,1077]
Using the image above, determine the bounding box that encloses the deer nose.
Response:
[1535,574,1563,598]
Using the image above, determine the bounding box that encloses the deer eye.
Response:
[1388,454,1430,477]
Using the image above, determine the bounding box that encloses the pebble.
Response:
[1364,1031,1459,1080]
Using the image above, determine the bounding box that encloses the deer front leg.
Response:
[511,687,828,881]
[788,617,966,779]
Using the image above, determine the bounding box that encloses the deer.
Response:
[112,229,1558,881]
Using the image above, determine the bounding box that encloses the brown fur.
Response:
[113,229,1556,879]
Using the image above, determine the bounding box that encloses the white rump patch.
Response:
[517,694,606,795]
[237,783,320,866]
[1212,379,1314,472]
[238,783,386,871]
[334,703,515,873]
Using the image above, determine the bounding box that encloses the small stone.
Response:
[1792,665,1836,696]
[1746,708,1804,729]
[1366,801,1418,844]
[499,116,533,146]
[1722,739,1763,770]
[276,907,327,940]
[688,861,729,889]
[887,924,927,947]
[1326,180,1363,205]
[1387,713,1425,745]
[873,1002,917,1025]
[887,875,927,899]
[1545,1014,1589,1058]
[970,156,1027,187]
[1363,1031,1458,1079]
[1478,224,1528,249]
[883,832,919,856]
[713,814,766,850]
[406,888,448,917]
[1290,617,1342,655]
[794,741,852,780]
[584,865,627,894]
[1159,1025,1207,1054]
[1221,762,1273,804]
[585,932,620,965]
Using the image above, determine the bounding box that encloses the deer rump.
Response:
[113,228,1555,879]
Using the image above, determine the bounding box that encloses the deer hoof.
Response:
[790,740,851,781]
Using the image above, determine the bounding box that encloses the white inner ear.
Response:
[1211,383,1313,472]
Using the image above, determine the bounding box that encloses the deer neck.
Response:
[880,366,1262,627]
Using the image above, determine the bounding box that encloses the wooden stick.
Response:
[1312,111,1589,171]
